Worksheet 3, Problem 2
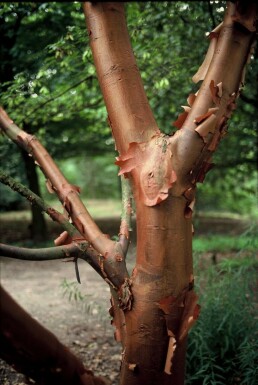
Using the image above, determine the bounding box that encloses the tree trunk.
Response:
[0,2,256,385]
[83,2,257,384]
[120,196,193,384]
[0,285,107,385]
[21,149,47,241]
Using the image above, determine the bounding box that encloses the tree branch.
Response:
[0,242,82,261]
[207,0,216,29]
[0,241,106,281]
[0,107,131,304]
[171,1,257,194]
[0,169,76,237]
[83,2,159,154]
[23,75,95,120]
[0,107,111,250]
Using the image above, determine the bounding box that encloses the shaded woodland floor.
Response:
[0,214,255,384]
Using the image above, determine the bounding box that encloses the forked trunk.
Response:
[83,3,198,384]
[0,2,256,385]
[83,2,257,384]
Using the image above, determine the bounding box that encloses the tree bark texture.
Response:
[83,1,257,384]
[0,285,107,385]
[0,1,256,385]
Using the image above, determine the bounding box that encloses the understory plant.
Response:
[186,251,258,385]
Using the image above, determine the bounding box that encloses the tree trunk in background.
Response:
[0,285,106,385]
[21,149,47,242]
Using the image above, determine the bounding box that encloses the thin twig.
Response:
[207,0,216,30]
[0,170,76,237]
[24,75,95,120]
[0,241,106,281]
[0,242,81,261]
[0,107,130,293]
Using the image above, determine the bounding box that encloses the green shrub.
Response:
[186,254,257,385]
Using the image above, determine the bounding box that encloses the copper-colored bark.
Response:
[83,1,257,384]
[173,1,257,189]
[0,107,130,295]
[83,2,159,155]
[0,285,107,385]
[0,1,256,384]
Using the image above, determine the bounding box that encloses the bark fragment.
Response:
[194,107,218,124]
[54,231,70,246]
[209,80,223,105]
[164,332,177,375]
[158,286,200,377]
[178,290,201,342]
[195,113,217,143]
[173,110,189,129]
[192,34,218,83]
[184,199,195,219]
[116,135,177,206]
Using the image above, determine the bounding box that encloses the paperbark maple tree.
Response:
[0,1,257,385]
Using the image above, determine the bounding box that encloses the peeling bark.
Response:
[83,2,257,384]
[0,1,256,385]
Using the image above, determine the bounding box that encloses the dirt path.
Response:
[0,255,131,385]
[0,214,253,384]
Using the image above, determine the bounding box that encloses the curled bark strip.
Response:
[54,231,71,246]
[173,110,189,129]
[173,94,197,129]
[164,332,177,375]
[158,285,200,375]
[128,363,137,372]
[192,34,218,83]
[183,186,196,202]
[178,291,201,342]
[194,107,219,124]
[195,113,217,143]
[184,199,195,219]
[187,93,196,107]
[210,80,223,105]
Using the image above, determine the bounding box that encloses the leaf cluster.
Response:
[0,2,257,213]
